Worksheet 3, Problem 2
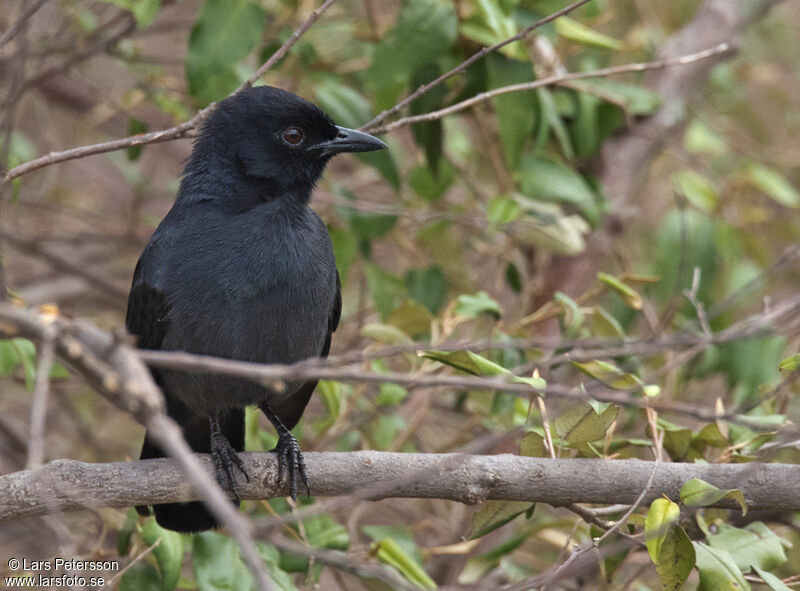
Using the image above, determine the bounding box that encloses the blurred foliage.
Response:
[2,0,800,588]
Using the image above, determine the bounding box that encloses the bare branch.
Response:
[244,0,338,88]
[0,231,129,301]
[0,304,274,590]
[2,0,339,184]
[0,0,49,50]
[26,331,54,469]
[2,453,797,522]
[369,43,734,135]
[360,0,594,132]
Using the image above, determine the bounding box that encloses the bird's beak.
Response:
[310,126,387,158]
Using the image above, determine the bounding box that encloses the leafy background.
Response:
[1,0,800,589]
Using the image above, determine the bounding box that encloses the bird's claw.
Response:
[272,432,310,501]
[210,427,249,504]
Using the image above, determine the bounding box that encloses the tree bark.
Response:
[2,452,798,522]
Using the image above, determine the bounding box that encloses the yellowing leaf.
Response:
[554,16,623,50]
[745,162,800,208]
[680,478,746,514]
[597,272,643,309]
[553,402,618,445]
[469,500,532,539]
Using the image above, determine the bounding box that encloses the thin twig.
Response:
[369,42,734,135]
[103,538,161,590]
[360,0,594,132]
[27,331,55,469]
[0,0,49,50]
[2,0,339,183]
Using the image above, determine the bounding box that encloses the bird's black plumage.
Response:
[127,86,386,532]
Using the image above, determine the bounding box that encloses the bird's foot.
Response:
[210,420,249,504]
[271,431,309,501]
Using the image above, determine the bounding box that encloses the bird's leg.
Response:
[259,404,309,500]
[209,416,249,504]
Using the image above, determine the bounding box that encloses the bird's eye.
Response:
[281,127,304,146]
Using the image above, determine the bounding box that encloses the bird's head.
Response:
[186,86,387,198]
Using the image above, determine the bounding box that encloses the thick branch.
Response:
[2,452,798,521]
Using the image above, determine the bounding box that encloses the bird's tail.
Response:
[137,408,245,533]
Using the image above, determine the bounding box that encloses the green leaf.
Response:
[0,340,19,374]
[131,0,160,27]
[469,500,532,539]
[591,305,625,338]
[363,525,423,564]
[487,54,536,166]
[673,169,718,212]
[12,338,37,391]
[553,402,618,445]
[368,0,457,108]
[508,198,590,255]
[519,431,548,457]
[97,0,161,27]
[659,419,692,461]
[314,79,372,129]
[778,353,800,371]
[142,518,184,591]
[405,266,448,314]
[120,563,162,591]
[753,566,793,591]
[680,478,746,514]
[117,507,139,556]
[330,226,357,280]
[460,0,525,60]
[538,87,574,160]
[571,359,643,390]
[554,291,584,338]
[370,414,405,450]
[653,524,695,591]
[186,0,265,104]
[645,498,680,562]
[368,533,437,590]
[597,272,643,310]
[590,80,662,115]
[421,349,510,378]
[571,89,601,158]
[388,300,433,336]
[192,532,252,591]
[684,119,729,156]
[707,522,788,572]
[302,513,349,550]
[337,201,397,244]
[517,155,599,224]
[408,162,454,201]
[487,196,523,225]
[744,162,800,208]
[365,264,405,320]
[554,16,623,50]
[455,291,502,319]
[357,150,400,190]
[693,542,751,591]
[377,383,408,406]
[360,323,413,345]
[316,380,349,426]
[258,543,298,590]
[127,118,148,160]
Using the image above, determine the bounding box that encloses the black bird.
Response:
[127,86,387,533]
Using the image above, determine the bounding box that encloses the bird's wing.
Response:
[126,257,170,352]
[329,270,342,336]
[274,270,342,430]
